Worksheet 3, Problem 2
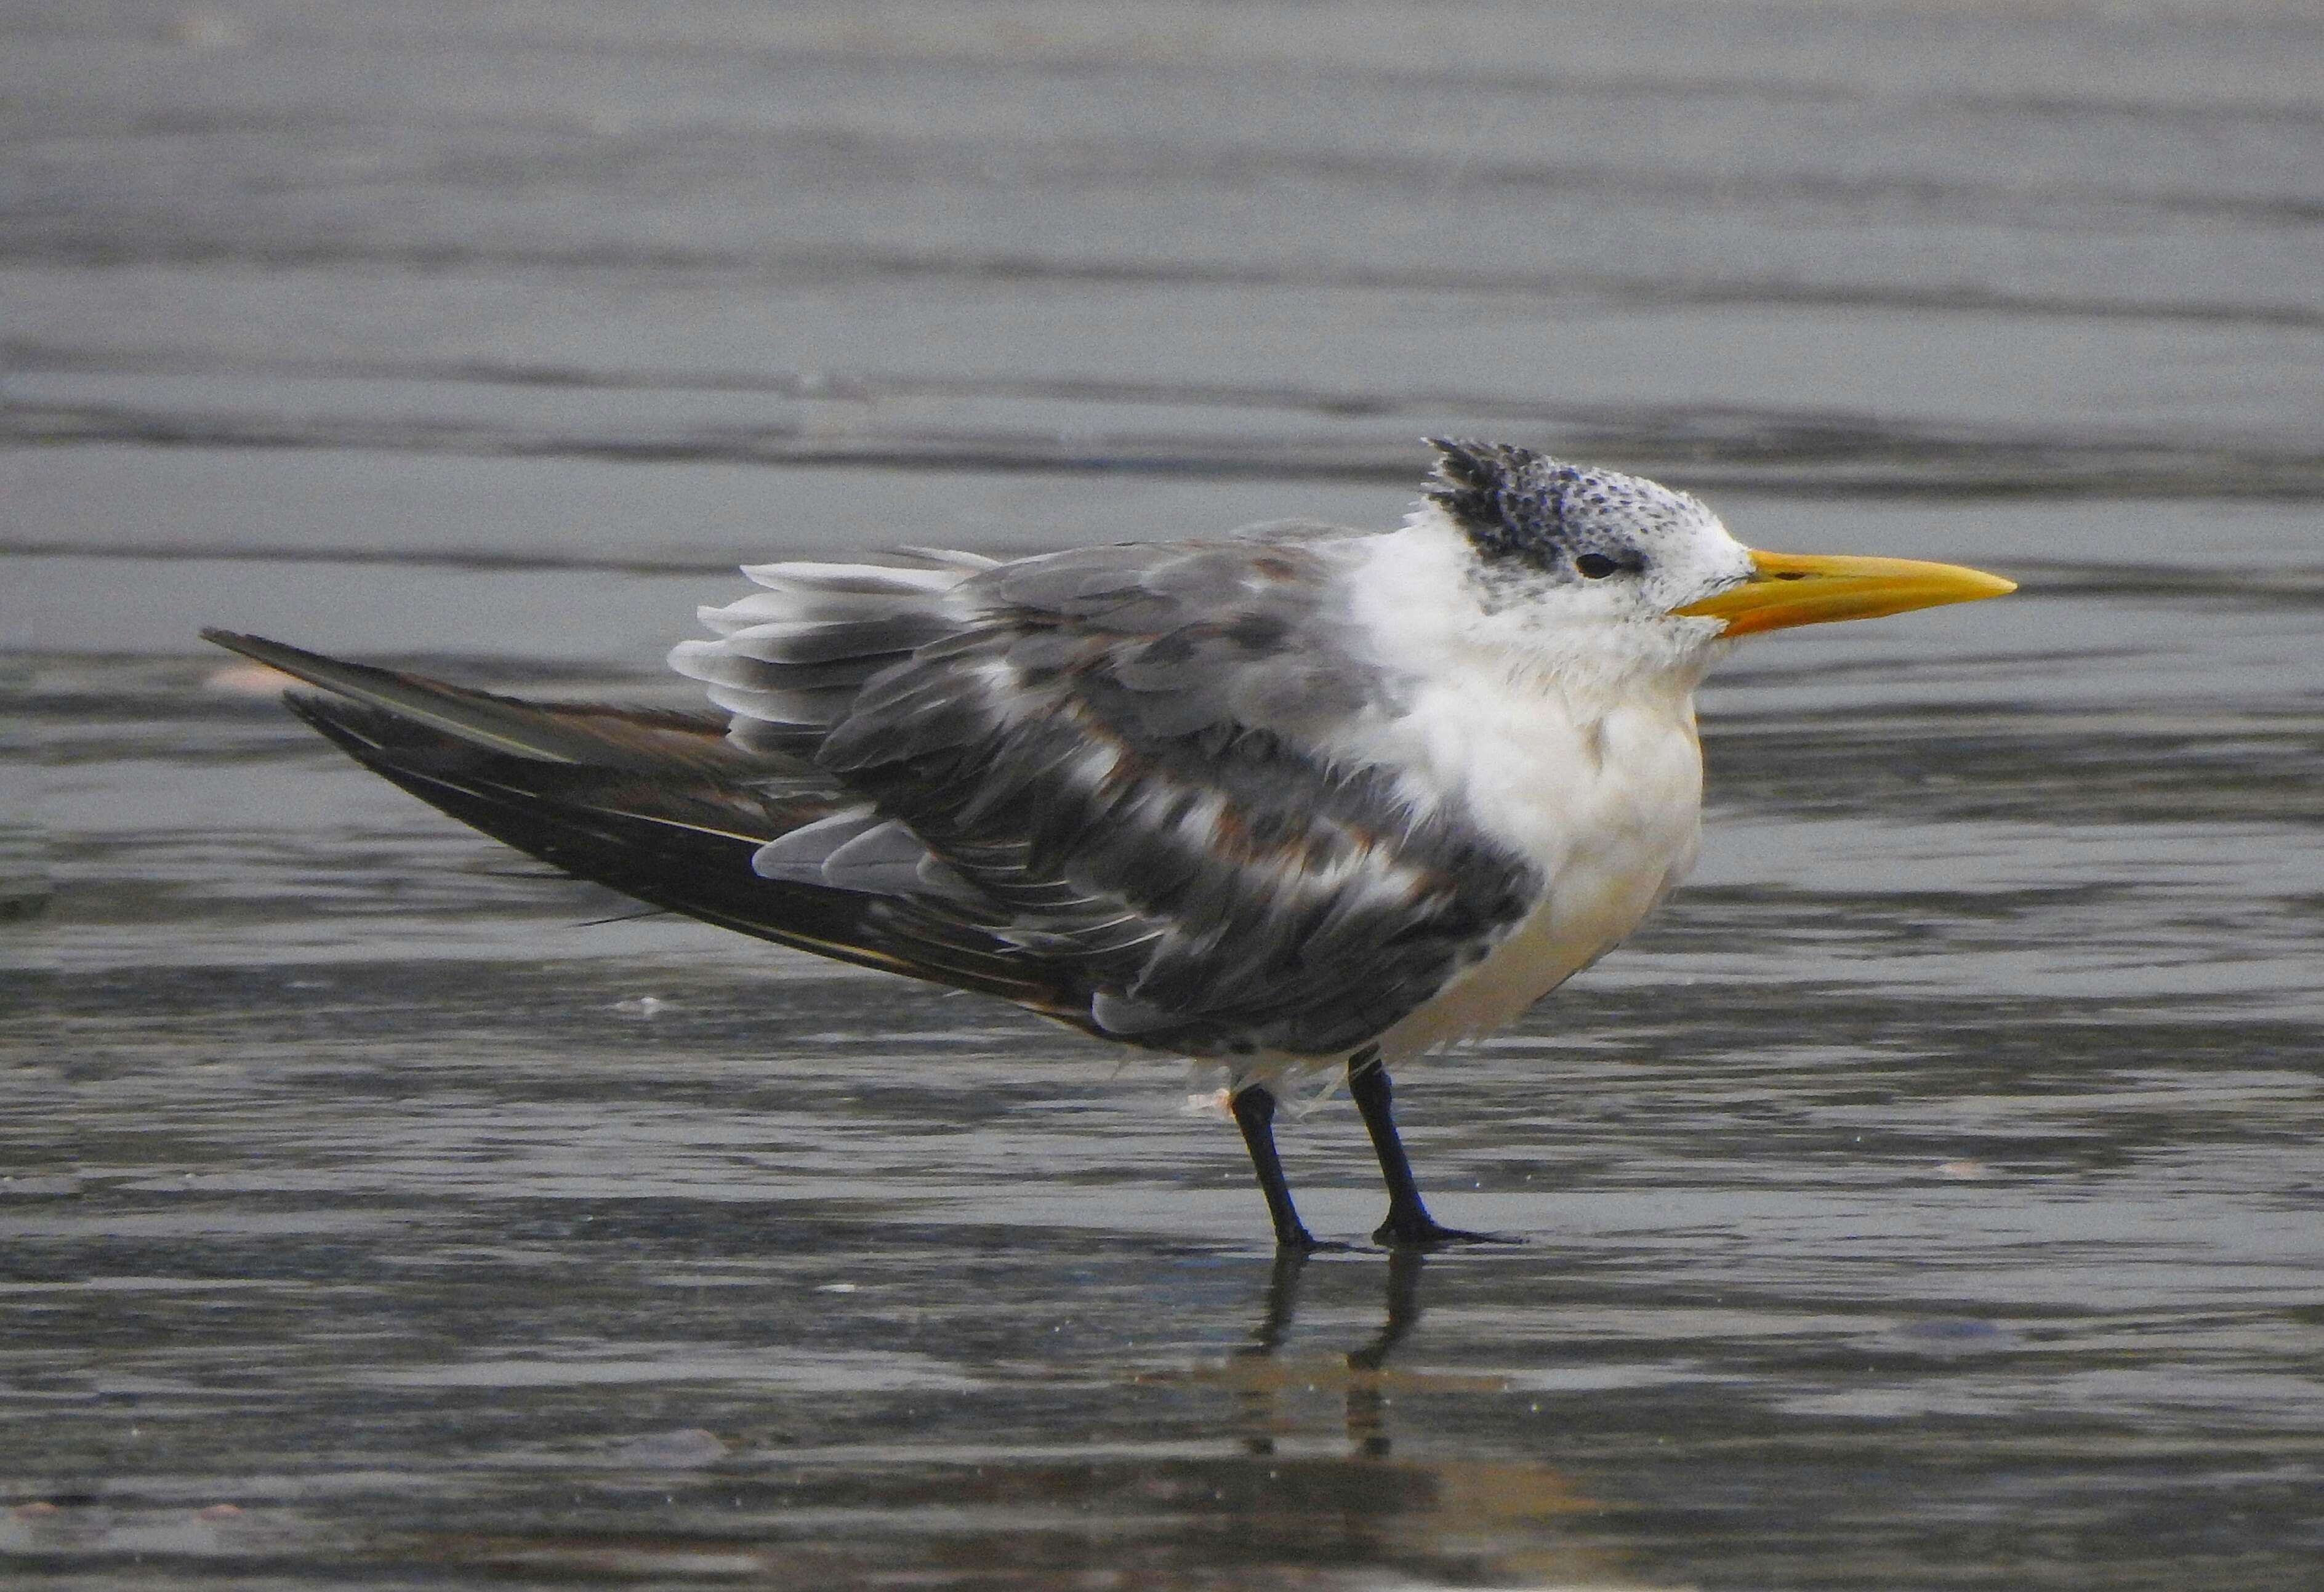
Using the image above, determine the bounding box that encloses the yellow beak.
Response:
[1670,550,2016,636]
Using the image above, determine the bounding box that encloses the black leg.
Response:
[1347,1055,1515,1247]
[1231,1085,1327,1253]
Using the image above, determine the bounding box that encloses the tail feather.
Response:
[276,686,1095,1024]
[205,627,792,777]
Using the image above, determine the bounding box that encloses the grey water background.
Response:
[7,1,2324,1586]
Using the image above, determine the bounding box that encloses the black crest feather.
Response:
[1423,438,1585,563]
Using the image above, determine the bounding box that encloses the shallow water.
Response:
[9,3,2324,1588]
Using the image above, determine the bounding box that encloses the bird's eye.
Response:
[1574,553,1624,579]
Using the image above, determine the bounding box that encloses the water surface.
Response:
[8,3,2323,1587]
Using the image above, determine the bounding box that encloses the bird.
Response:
[205,440,2014,1252]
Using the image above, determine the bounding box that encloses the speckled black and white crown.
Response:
[1423,439,1711,576]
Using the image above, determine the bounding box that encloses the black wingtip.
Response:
[201,628,321,677]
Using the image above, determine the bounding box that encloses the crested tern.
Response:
[206,440,2014,1250]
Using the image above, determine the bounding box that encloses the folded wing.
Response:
[678,538,1545,1056]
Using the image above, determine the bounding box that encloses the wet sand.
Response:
[9,3,2324,1588]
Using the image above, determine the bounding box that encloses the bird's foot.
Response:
[1279,1230,1358,1256]
[1370,1213,1523,1249]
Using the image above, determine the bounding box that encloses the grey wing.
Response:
[670,549,1000,758]
[679,537,1543,1056]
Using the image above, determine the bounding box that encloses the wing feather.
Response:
[694,536,1544,1057]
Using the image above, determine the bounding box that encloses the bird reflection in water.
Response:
[1232,1247,1437,1458]
[1163,1252,1669,1590]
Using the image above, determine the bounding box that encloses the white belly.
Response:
[1373,852,1673,1061]
[1367,693,1704,1063]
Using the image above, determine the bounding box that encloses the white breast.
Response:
[1371,694,1702,1062]
[1330,515,1710,1063]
